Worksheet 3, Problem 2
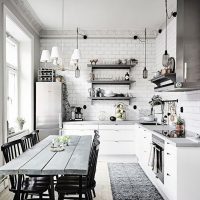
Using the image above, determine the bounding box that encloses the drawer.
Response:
[100,130,135,141]
[99,141,135,155]
[165,141,177,157]
[62,124,98,130]
[164,171,177,200]
[62,129,94,136]
[99,125,135,130]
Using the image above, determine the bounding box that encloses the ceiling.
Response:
[26,0,177,31]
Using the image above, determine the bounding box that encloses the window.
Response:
[6,36,19,130]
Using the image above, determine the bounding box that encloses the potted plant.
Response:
[176,116,184,131]
[17,117,25,130]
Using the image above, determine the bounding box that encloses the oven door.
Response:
[153,144,164,183]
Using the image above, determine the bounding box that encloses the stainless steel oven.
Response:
[152,134,165,183]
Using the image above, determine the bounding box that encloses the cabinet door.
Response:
[164,142,177,200]
[99,141,135,155]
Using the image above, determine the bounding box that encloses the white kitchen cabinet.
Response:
[135,125,152,166]
[62,124,98,136]
[164,142,177,200]
[163,141,200,200]
[98,125,135,155]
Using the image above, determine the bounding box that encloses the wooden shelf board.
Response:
[88,80,135,84]
[87,64,136,69]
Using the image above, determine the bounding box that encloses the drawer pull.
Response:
[167,173,171,176]
[167,152,170,155]
[144,137,147,139]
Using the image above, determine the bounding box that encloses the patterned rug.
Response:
[108,163,164,200]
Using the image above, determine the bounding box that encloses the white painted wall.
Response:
[40,30,157,120]
[156,18,200,133]
[0,0,40,167]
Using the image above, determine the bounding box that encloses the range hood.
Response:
[151,73,200,92]
[153,0,200,92]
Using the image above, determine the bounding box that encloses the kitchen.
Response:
[0,0,200,200]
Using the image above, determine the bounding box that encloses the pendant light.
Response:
[162,0,170,67]
[40,50,51,68]
[143,28,148,79]
[72,28,81,78]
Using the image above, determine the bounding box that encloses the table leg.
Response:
[50,175,55,200]
[79,175,82,200]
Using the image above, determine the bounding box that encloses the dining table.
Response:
[0,135,92,200]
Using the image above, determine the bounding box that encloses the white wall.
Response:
[40,30,157,120]
[0,0,40,167]
[156,18,200,133]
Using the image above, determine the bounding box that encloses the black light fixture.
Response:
[143,28,148,79]
[162,0,170,67]
[71,28,87,78]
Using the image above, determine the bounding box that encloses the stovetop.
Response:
[153,130,186,138]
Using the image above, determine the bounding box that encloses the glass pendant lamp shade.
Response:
[162,50,170,67]
[75,66,80,78]
[71,49,81,61]
[143,67,148,79]
[40,50,51,62]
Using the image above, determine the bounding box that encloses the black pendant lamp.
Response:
[143,28,148,79]
[162,0,170,67]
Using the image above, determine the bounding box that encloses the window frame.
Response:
[6,35,20,129]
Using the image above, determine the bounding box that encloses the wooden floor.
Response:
[0,161,113,200]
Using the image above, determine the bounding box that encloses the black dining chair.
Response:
[32,130,40,145]
[21,133,35,151]
[1,139,51,200]
[55,138,100,200]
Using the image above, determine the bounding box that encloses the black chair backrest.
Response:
[21,134,35,152]
[32,130,40,145]
[87,139,100,186]
[1,139,24,189]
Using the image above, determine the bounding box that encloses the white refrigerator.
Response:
[36,82,63,139]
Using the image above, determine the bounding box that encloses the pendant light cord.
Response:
[165,0,168,52]
[77,27,79,49]
[61,0,64,56]
[145,28,146,68]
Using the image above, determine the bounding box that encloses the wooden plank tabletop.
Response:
[0,135,92,176]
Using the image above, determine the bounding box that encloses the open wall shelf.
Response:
[89,97,135,105]
[87,64,136,70]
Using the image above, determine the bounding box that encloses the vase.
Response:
[18,123,24,130]
[176,124,184,131]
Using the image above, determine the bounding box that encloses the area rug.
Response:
[108,163,164,200]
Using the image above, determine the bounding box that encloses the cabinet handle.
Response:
[167,173,171,176]
[184,62,187,81]
[167,142,170,145]
[156,176,158,179]
[144,137,147,139]
[167,152,170,155]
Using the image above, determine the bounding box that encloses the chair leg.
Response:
[92,188,96,198]
[58,193,64,200]
[85,192,89,200]
[20,193,25,200]
[39,193,43,200]
[89,191,93,200]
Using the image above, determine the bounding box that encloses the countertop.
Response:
[63,120,200,147]
[63,120,139,125]
[140,124,200,147]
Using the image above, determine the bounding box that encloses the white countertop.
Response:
[63,120,200,147]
